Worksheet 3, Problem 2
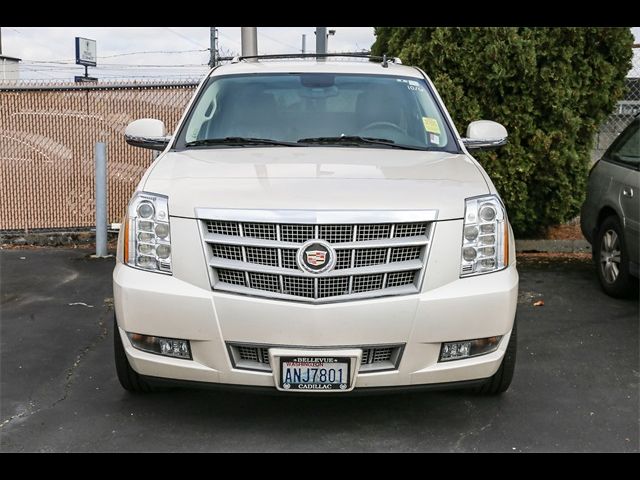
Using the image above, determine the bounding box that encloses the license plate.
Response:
[280,356,350,391]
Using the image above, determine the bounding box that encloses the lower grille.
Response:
[237,345,270,364]
[228,343,404,373]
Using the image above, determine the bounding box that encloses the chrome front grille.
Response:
[356,223,391,241]
[228,343,404,373]
[319,224,353,243]
[206,220,240,236]
[245,246,278,266]
[318,276,349,298]
[217,269,246,286]
[281,224,314,243]
[199,209,436,303]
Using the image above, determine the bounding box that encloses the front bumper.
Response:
[113,215,518,391]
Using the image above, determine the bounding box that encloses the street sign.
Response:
[74,76,98,83]
[75,37,97,67]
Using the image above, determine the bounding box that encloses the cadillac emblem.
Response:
[297,239,336,274]
[306,250,327,267]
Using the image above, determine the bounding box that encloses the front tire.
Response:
[113,315,154,393]
[476,320,517,395]
[594,215,636,298]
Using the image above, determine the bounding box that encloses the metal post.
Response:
[209,27,217,67]
[241,27,258,60]
[95,142,108,257]
[301,34,306,54]
[316,27,327,58]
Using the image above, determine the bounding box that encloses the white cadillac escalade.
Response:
[113,55,519,395]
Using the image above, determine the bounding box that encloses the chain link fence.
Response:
[0,80,198,232]
[592,46,640,161]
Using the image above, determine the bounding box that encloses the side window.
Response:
[610,122,640,169]
[184,83,221,143]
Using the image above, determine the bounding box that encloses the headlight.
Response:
[460,194,509,277]
[123,191,172,274]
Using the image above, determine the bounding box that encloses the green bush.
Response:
[372,27,634,236]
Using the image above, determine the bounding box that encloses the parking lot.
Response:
[1,248,638,452]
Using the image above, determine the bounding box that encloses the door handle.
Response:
[623,187,634,198]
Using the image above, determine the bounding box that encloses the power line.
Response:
[99,49,208,59]
[18,63,209,71]
[7,27,75,54]
[23,49,209,65]
[216,30,242,47]
[162,27,207,49]
[259,30,299,51]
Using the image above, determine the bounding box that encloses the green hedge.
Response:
[372,27,634,236]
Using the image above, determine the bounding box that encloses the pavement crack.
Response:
[0,403,40,430]
[51,307,111,408]
[451,420,494,452]
[1,303,112,431]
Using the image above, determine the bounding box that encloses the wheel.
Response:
[594,215,637,298]
[113,315,154,393]
[475,320,517,395]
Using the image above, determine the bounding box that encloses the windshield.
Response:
[175,73,459,152]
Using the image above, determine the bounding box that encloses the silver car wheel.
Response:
[600,229,621,284]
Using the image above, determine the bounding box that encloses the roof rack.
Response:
[218,53,403,67]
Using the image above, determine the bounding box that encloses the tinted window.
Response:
[610,120,640,168]
[176,73,459,152]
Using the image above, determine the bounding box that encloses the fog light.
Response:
[479,246,495,256]
[480,235,495,245]
[138,243,154,255]
[464,226,479,241]
[155,244,171,259]
[127,333,191,359]
[137,255,156,269]
[137,201,155,219]
[462,247,477,261]
[138,220,154,232]
[155,223,170,239]
[138,232,155,242]
[439,336,502,362]
[479,205,496,222]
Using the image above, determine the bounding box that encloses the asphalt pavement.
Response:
[1,248,638,452]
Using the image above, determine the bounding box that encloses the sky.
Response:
[0,27,376,81]
[1,27,638,82]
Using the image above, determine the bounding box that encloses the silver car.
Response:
[581,116,639,297]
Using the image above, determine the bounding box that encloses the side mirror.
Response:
[462,120,508,150]
[125,119,171,151]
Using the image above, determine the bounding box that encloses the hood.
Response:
[143,147,489,220]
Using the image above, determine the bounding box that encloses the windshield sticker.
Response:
[429,133,440,144]
[422,117,441,134]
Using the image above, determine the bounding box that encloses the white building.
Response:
[0,55,21,81]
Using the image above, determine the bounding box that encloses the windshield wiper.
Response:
[185,137,300,147]
[296,136,429,150]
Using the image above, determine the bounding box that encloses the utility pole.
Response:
[241,27,258,60]
[0,27,3,55]
[301,34,306,54]
[315,27,327,56]
[209,27,217,67]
